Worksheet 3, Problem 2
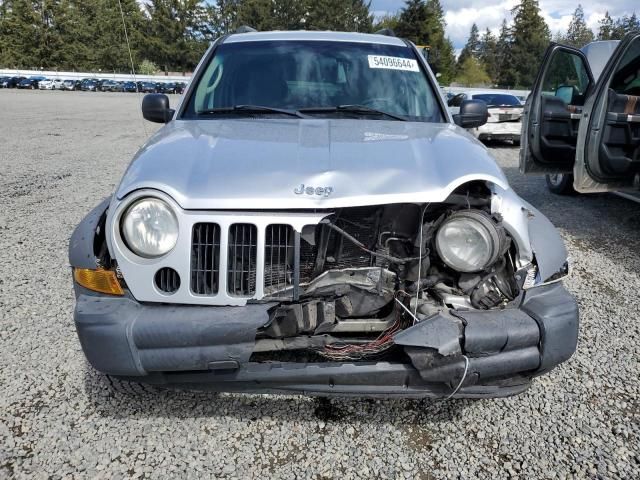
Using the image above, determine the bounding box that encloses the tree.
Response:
[598,12,615,40]
[305,0,372,32]
[373,12,401,33]
[613,13,640,39]
[395,0,429,44]
[457,23,480,70]
[455,56,491,86]
[561,4,594,48]
[144,0,213,74]
[495,19,516,87]
[509,0,550,88]
[0,0,42,68]
[478,28,498,84]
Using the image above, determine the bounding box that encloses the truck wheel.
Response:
[545,173,576,195]
[106,375,160,395]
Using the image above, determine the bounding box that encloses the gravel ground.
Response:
[1,90,639,479]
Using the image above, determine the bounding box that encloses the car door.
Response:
[520,43,594,174]
[573,32,640,193]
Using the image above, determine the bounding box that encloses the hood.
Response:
[116,119,509,210]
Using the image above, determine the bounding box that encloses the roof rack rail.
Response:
[374,28,396,37]
[234,25,257,34]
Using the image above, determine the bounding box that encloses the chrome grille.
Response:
[264,224,294,294]
[227,223,258,296]
[191,223,220,295]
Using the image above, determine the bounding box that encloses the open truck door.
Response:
[520,44,594,174]
[574,32,640,193]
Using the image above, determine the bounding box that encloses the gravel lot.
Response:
[1,90,639,479]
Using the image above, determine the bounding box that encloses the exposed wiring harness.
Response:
[316,293,414,361]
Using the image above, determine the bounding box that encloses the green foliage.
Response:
[478,28,498,84]
[508,0,550,89]
[558,5,594,48]
[395,0,455,84]
[138,59,159,75]
[457,23,480,70]
[597,12,615,40]
[373,12,401,33]
[455,56,491,86]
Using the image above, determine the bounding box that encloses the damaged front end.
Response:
[244,182,575,392]
[72,182,578,397]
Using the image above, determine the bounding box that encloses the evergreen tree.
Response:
[562,4,594,48]
[456,23,480,71]
[455,56,491,86]
[0,0,42,69]
[613,13,640,38]
[305,0,372,32]
[373,12,401,33]
[597,12,615,40]
[509,0,550,88]
[478,28,498,84]
[395,0,429,44]
[495,19,516,87]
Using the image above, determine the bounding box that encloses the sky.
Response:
[370,1,638,52]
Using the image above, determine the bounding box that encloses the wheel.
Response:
[545,173,577,195]
[105,375,160,395]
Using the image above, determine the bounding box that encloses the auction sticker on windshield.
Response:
[368,55,420,72]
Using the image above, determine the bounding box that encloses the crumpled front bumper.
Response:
[74,282,578,398]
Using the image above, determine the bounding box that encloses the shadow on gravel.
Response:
[83,368,472,426]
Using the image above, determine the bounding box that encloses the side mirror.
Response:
[142,94,174,123]
[454,99,488,128]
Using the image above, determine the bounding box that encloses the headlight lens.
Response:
[435,211,500,273]
[121,197,178,258]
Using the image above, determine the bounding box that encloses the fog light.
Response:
[73,268,124,296]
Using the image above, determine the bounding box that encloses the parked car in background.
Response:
[61,79,81,91]
[122,81,138,92]
[100,80,124,92]
[39,78,65,90]
[138,81,157,93]
[17,77,46,89]
[1,76,25,88]
[520,33,640,203]
[449,91,523,144]
[81,79,99,91]
[70,30,577,398]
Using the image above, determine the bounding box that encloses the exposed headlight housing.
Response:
[121,197,178,258]
[435,210,503,273]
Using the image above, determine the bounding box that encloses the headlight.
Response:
[121,197,178,258]
[435,210,502,273]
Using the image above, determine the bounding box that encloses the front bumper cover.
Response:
[74,282,578,398]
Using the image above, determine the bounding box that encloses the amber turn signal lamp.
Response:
[73,268,124,296]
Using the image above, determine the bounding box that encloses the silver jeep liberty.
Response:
[69,30,578,398]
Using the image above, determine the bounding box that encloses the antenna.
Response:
[117,0,148,138]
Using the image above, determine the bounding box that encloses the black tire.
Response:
[106,375,160,395]
[545,173,577,195]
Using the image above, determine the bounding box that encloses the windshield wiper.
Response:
[299,104,408,121]
[197,105,307,118]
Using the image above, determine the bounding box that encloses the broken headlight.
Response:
[435,210,504,273]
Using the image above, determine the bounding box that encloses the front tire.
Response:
[546,173,576,195]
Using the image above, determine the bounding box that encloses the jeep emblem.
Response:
[294,184,333,197]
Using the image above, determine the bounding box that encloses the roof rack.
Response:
[374,28,396,37]
[234,25,257,34]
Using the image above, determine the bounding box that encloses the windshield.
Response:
[184,40,444,122]
[471,93,521,107]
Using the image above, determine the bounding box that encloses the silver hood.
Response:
[116,119,509,209]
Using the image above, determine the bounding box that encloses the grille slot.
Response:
[264,224,295,294]
[228,223,258,296]
[191,223,221,295]
[155,267,180,294]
